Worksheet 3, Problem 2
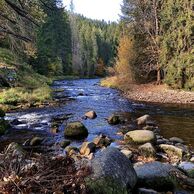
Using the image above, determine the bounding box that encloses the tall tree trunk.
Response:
[153,0,161,84]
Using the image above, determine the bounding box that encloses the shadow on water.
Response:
[1,78,194,150]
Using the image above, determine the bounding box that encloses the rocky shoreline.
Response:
[1,110,194,193]
[123,83,194,105]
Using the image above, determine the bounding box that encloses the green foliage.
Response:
[0,48,16,66]
[35,2,72,76]
[70,14,120,77]
[160,0,194,90]
[0,86,51,105]
[119,0,194,89]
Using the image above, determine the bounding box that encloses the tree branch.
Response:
[0,26,32,42]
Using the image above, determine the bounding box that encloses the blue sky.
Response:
[63,0,122,22]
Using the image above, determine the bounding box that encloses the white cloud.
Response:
[63,0,122,22]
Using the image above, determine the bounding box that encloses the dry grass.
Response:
[101,76,133,91]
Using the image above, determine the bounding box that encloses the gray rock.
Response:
[85,111,97,119]
[190,156,194,162]
[87,147,137,194]
[124,130,156,144]
[136,115,151,125]
[169,137,184,144]
[157,138,168,145]
[120,149,133,159]
[138,188,157,194]
[159,144,183,160]
[135,161,183,191]
[178,162,194,178]
[64,122,88,139]
[138,143,156,157]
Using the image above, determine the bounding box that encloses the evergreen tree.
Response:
[160,0,194,89]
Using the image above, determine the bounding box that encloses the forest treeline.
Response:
[114,0,194,90]
[0,0,194,91]
[0,0,120,80]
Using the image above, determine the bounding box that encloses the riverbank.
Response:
[1,78,194,193]
[101,76,194,104]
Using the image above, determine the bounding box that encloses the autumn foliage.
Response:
[114,35,136,83]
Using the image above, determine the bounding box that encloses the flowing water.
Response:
[1,79,194,150]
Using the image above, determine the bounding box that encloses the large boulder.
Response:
[85,111,97,119]
[135,161,183,191]
[86,147,137,194]
[178,162,194,178]
[64,122,88,139]
[159,144,183,160]
[124,130,156,144]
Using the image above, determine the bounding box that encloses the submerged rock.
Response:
[10,119,23,125]
[135,161,183,191]
[108,115,121,125]
[85,111,97,119]
[64,122,88,139]
[87,147,137,194]
[124,130,156,144]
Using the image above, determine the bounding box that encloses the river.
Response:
[1,79,194,150]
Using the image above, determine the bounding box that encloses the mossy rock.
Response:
[0,119,9,135]
[0,109,5,117]
[86,177,129,194]
[108,115,121,125]
[60,140,71,148]
[86,147,137,194]
[64,122,88,139]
